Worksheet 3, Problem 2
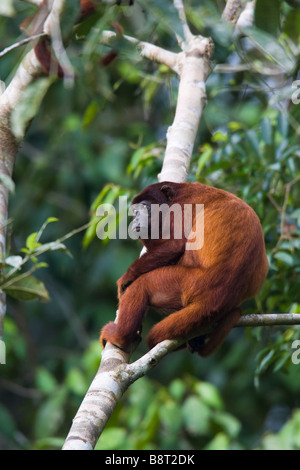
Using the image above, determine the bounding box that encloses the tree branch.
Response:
[62,339,178,450]
[0,33,46,59]
[0,0,67,346]
[63,0,297,451]
[236,313,300,327]
[158,0,215,183]
[235,0,256,33]
[158,35,214,182]
[222,0,244,24]
[43,0,75,86]
[62,312,300,450]
[100,31,180,73]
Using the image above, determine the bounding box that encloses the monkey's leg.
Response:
[146,302,216,350]
[187,307,242,357]
[100,282,148,352]
[101,265,233,353]
[100,265,195,352]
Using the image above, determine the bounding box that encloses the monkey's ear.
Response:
[160,184,175,203]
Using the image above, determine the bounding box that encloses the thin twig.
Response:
[222,0,243,24]
[44,0,75,87]
[100,31,179,73]
[0,33,46,59]
[173,0,194,46]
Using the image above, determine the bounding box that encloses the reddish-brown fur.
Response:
[100,182,269,356]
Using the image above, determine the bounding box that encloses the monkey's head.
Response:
[130,182,179,243]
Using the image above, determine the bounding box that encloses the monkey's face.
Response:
[130,201,151,237]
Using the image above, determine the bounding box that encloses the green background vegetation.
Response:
[0,0,300,450]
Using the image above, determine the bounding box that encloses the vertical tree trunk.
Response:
[0,122,18,340]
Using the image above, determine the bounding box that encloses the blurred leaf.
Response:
[11,78,52,140]
[212,131,228,143]
[66,367,88,396]
[83,101,100,129]
[213,412,241,438]
[194,382,223,410]
[0,404,16,439]
[95,428,127,450]
[182,396,211,435]
[139,0,183,39]
[261,118,273,145]
[84,184,122,248]
[274,251,294,266]
[3,275,50,302]
[34,387,67,439]
[169,379,186,401]
[159,400,182,434]
[33,437,65,450]
[283,9,300,41]
[59,0,81,39]
[243,27,295,72]
[255,0,280,35]
[35,367,58,394]
[204,432,231,450]
[246,129,261,157]
[196,146,213,177]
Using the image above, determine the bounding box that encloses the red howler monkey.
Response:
[100,182,269,356]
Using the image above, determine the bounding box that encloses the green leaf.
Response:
[213,411,241,438]
[194,382,223,410]
[255,0,280,35]
[204,432,230,450]
[36,241,71,256]
[283,8,300,42]
[83,101,100,129]
[84,184,122,248]
[182,397,211,435]
[35,367,57,394]
[26,232,41,251]
[33,437,65,450]
[169,379,186,401]
[243,27,295,72]
[90,184,120,212]
[211,131,228,143]
[0,404,16,439]
[274,251,294,266]
[11,78,52,140]
[34,386,67,439]
[196,147,213,177]
[95,428,127,451]
[261,118,273,145]
[66,367,88,396]
[246,129,261,157]
[3,275,50,302]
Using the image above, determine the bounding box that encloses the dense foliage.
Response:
[0,0,300,450]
